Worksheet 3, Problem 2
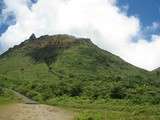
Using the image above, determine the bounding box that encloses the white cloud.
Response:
[0,0,160,71]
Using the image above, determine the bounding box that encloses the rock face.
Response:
[29,33,36,40]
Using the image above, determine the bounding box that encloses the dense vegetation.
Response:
[0,34,160,104]
[0,34,160,119]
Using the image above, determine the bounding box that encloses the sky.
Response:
[0,0,160,71]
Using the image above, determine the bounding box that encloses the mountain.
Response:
[0,34,159,104]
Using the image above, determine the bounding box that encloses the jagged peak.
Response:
[29,33,36,40]
[26,34,93,49]
[1,34,94,57]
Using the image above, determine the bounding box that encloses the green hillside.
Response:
[0,34,159,105]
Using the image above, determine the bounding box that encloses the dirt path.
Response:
[0,104,74,120]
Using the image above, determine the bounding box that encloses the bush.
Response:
[76,111,103,120]
[110,85,126,99]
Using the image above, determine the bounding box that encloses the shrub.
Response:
[110,85,126,99]
[76,111,103,120]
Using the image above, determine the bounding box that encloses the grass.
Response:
[75,108,160,120]
[75,111,103,120]
[46,96,160,120]
[0,34,160,106]
[0,96,14,105]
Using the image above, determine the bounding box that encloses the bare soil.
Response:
[0,104,74,120]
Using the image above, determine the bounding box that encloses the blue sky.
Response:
[0,0,160,70]
[118,0,160,26]
[118,0,160,40]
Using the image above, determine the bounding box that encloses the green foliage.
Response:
[46,96,160,120]
[0,97,13,105]
[110,85,126,99]
[76,111,103,120]
[0,34,159,106]
[0,89,18,105]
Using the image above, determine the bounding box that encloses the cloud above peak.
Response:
[0,0,160,71]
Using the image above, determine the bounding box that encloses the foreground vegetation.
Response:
[45,96,160,120]
[0,89,17,105]
[0,97,12,105]
[0,94,159,120]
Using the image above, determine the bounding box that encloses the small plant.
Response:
[76,111,103,120]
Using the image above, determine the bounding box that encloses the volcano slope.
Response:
[0,34,159,105]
